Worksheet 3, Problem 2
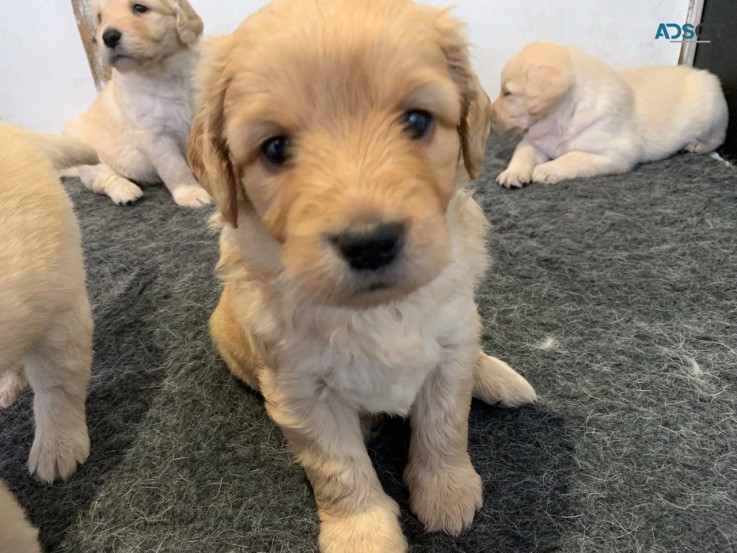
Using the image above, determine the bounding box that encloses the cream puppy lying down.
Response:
[0,481,41,553]
[189,1,536,552]
[0,123,95,483]
[492,41,729,187]
[65,0,211,208]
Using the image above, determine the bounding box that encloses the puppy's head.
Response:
[189,0,491,309]
[93,0,203,72]
[491,42,574,132]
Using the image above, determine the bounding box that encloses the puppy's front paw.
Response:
[405,458,482,536]
[172,185,212,208]
[108,179,144,205]
[531,162,566,184]
[473,353,537,407]
[497,167,532,188]
[0,366,28,408]
[28,423,90,483]
[319,500,407,553]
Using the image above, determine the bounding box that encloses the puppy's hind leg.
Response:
[210,290,264,391]
[685,129,726,154]
[473,352,537,407]
[77,164,143,205]
[0,365,29,408]
[25,294,92,483]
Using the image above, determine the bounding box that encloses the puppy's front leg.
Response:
[145,137,212,208]
[497,139,545,188]
[77,164,144,205]
[405,348,482,536]
[263,380,407,553]
[532,151,631,184]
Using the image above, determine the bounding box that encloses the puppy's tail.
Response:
[34,134,99,171]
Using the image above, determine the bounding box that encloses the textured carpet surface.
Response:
[1,137,736,553]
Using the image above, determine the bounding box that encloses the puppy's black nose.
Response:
[336,223,405,271]
[103,28,122,49]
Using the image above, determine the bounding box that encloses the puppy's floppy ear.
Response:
[170,0,203,46]
[524,61,573,120]
[434,9,491,180]
[188,37,239,227]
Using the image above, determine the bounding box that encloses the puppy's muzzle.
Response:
[103,28,123,49]
[334,222,405,272]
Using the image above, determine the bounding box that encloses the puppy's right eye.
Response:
[97,13,102,24]
[502,89,512,97]
[261,137,292,168]
[132,3,149,14]
[402,110,434,140]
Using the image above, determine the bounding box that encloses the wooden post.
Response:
[71,0,108,89]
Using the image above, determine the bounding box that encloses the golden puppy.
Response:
[0,123,95,482]
[188,1,536,551]
[65,0,211,207]
[0,481,41,553]
[492,41,729,187]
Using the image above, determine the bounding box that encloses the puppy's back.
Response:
[622,66,728,160]
[0,125,84,364]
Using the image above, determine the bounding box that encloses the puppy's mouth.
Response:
[109,53,138,66]
[365,281,390,293]
[342,272,417,308]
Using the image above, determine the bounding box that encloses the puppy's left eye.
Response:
[402,110,433,140]
[132,4,149,14]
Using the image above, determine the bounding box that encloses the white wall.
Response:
[0,0,98,133]
[0,0,689,133]
[420,0,690,96]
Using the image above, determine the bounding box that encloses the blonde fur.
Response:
[188,2,535,551]
[65,0,211,207]
[0,481,41,553]
[492,41,729,187]
[0,123,93,483]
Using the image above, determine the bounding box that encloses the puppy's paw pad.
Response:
[531,164,563,184]
[108,180,144,205]
[28,426,90,483]
[406,460,482,536]
[319,501,407,553]
[474,353,537,407]
[172,185,212,208]
[0,368,28,408]
[496,168,530,188]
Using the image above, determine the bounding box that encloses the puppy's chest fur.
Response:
[114,52,196,145]
[280,273,478,415]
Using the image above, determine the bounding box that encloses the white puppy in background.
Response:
[492,41,729,187]
[0,481,41,553]
[0,123,95,483]
[65,0,211,207]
